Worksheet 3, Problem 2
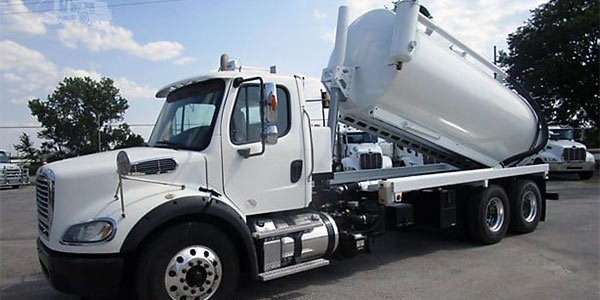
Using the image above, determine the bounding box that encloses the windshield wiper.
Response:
[154,140,184,150]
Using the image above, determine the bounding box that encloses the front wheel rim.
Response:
[486,197,505,233]
[522,190,538,223]
[164,245,223,300]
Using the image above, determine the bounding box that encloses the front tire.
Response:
[508,180,541,233]
[135,222,239,300]
[468,185,510,245]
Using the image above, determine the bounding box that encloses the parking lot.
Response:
[1,174,598,300]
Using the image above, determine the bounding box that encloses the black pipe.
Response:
[501,78,548,167]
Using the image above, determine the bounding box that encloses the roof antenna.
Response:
[220,53,229,71]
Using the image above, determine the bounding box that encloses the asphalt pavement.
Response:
[1,173,598,300]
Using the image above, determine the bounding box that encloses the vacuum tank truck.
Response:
[37,3,552,299]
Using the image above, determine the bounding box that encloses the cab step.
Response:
[252,221,322,239]
[258,258,330,281]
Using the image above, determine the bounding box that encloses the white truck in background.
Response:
[37,3,554,300]
[338,126,393,171]
[0,149,29,188]
[530,126,595,179]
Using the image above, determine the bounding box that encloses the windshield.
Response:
[0,152,9,163]
[347,132,378,144]
[549,129,574,141]
[148,79,225,151]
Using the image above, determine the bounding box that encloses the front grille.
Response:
[36,171,54,239]
[5,168,22,180]
[130,158,177,175]
[563,148,586,162]
[360,153,383,169]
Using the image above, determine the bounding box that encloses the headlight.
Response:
[61,218,116,244]
[586,152,595,162]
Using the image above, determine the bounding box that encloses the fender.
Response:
[120,195,259,279]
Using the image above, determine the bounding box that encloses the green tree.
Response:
[499,0,599,127]
[13,132,38,161]
[28,76,144,159]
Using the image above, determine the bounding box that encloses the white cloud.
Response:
[0,41,155,108]
[62,68,102,81]
[2,73,22,82]
[174,56,197,65]
[113,77,155,100]
[313,9,327,19]
[57,21,184,61]
[0,40,58,92]
[0,0,47,35]
[320,27,336,44]
[9,96,35,105]
[61,68,155,100]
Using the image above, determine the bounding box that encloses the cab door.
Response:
[221,78,306,215]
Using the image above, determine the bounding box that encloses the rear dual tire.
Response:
[507,180,542,233]
[468,185,510,245]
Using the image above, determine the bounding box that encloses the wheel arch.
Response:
[120,196,259,280]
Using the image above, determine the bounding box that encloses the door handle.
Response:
[290,160,303,183]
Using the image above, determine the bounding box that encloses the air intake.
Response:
[130,158,178,175]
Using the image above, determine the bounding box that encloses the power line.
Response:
[0,0,186,15]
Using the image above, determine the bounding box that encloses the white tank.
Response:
[330,7,542,168]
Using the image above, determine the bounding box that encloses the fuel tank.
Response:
[327,6,542,168]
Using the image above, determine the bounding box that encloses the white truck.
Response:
[0,149,29,188]
[37,3,553,300]
[530,126,595,179]
[339,126,393,171]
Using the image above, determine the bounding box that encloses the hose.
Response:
[500,78,549,167]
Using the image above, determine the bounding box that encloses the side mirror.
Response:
[263,82,278,145]
[116,151,131,175]
[265,124,278,145]
[264,82,278,124]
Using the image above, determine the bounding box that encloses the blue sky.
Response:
[0,0,547,153]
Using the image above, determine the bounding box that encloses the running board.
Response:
[258,258,330,281]
[252,221,322,239]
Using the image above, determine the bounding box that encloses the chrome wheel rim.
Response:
[522,191,538,223]
[486,197,505,233]
[164,245,222,300]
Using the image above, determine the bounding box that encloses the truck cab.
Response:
[0,149,29,188]
[36,65,334,299]
[530,126,595,179]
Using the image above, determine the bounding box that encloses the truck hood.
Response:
[39,147,210,248]
[350,144,383,155]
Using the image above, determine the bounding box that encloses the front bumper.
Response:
[548,161,595,173]
[37,238,125,297]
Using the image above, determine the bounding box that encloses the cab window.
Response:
[230,84,290,145]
